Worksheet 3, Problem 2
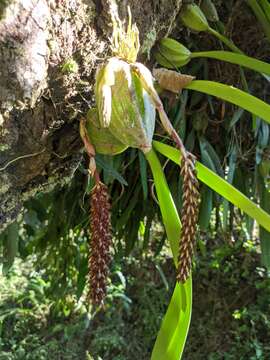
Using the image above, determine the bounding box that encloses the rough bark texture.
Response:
[0,0,182,231]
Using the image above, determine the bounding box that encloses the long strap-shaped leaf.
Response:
[153,141,270,233]
[145,149,192,360]
[184,80,270,126]
[190,51,270,76]
[258,174,270,270]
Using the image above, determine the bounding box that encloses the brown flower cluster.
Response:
[177,153,200,283]
[88,181,112,305]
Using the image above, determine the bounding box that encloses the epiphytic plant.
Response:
[80,5,200,305]
[80,5,270,360]
[80,5,198,357]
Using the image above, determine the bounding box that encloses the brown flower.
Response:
[177,153,200,283]
[88,181,112,305]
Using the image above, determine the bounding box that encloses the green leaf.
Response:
[228,108,244,131]
[151,281,192,360]
[2,222,19,275]
[257,120,270,149]
[259,0,270,24]
[153,141,270,233]
[199,137,224,177]
[198,185,213,230]
[139,151,148,200]
[173,91,188,138]
[116,184,141,230]
[201,0,219,22]
[95,155,128,186]
[146,149,179,262]
[86,108,127,155]
[145,149,192,360]
[222,148,237,230]
[258,174,270,270]
[190,50,270,75]
[247,0,270,42]
[185,80,270,126]
[76,258,88,299]
[185,128,196,152]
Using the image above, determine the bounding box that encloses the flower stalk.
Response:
[80,119,112,306]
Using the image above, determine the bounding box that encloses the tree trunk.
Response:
[0,0,182,231]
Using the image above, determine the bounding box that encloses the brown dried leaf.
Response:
[153,68,195,94]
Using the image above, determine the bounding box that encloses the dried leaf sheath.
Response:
[177,154,200,283]
[153,68,194,94]
[88,181,112,305]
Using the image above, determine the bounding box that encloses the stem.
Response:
[208,27,243,54]
[80,118,100,183]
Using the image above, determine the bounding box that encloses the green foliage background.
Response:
[1,235,270,359]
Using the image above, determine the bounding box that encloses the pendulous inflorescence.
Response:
[177,154,200,283]
[88,181,112,305]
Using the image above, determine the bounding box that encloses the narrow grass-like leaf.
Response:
[228,108,244,130]
[96,155,128,185]
[247,0,270,41]
[153,141,270,233]
[199,137,224,177]
[190,50,270,75]
[138,151,148,200]
[258,174,270,270]
[259,0,270,23]
[199,138,217,173]
[222,148,237,230]
[145,149,192,360]
[2,222,19,275]
[155,264,169,292]
[151,282,192,360]
[145,150,179,263]
[198,185,213,231]
[185,80,270,126]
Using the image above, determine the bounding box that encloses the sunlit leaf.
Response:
[191,50,270,75]
[153,141,270,233]
[146,149,192,360]
[185,80,270,126]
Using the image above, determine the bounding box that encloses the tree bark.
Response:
[0,0,182,231]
